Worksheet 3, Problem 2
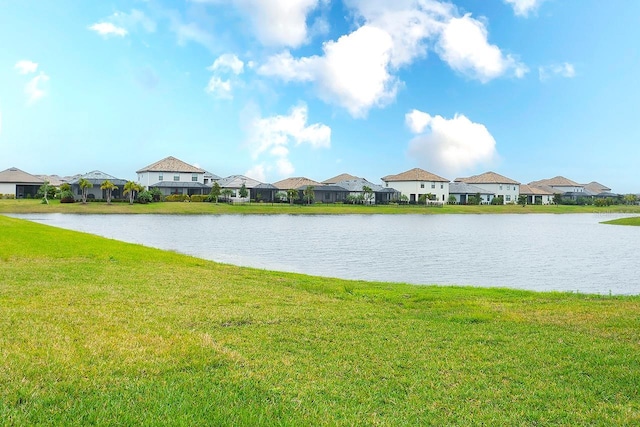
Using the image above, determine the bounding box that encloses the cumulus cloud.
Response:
[25,72,50,104]
[259,1,526,116]
[504,0,545,17]
[205,77,233,99]
[88,22,128,37]
[244,103,330,179]
[208,54,244,75]
[15,60,38,74]
[437,14,528,82]
[539,62,576,81]
[193,0,324,48]
[259,25,398,118]
[406,110,498,175]
[245,164,267,182]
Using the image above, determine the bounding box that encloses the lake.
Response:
[9,213,640,295]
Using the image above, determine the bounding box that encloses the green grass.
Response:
[1,215,640,425]
[3,198,640,215]
[602,216,640,226]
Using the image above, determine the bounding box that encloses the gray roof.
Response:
[69,170,127,186]
[204,170,221,180]
[217,175,263,189]
[333,178,385,192]
[254,183,278,190]
[449,182,493,195]
[297,184,349,192]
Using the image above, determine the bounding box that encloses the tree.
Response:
[275,191,287,203]
[123,181,143,205]
[78,178,93,204]
[286,189,299,205]
[362,185,374,205]
[208,182,221,203]
[221,188,234,203]
[303,186,315,205]
[37,181,55,204]
[518,194,528,206]
[418,194,428,205]
[553,193,563,205]
[100,180,118,205]
[624,194,638,205]
[239,182,249,199]
[60,182,71,193]
[448,195,457,205]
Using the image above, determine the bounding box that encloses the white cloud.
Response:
[208,54,244,75]
[113,9,157,33]
[437,14,527,82]
[244,104,330,179]
[259,25,398,118]
[205,77,233,99]
[539,62,576,81]
[15,60,38,75]
[88,22,128,37]
[406,110,498,175]
[245,164,267,182]
[25,72,50,104]
[504,0,545,17]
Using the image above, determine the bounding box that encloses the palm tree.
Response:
[78,178,93,204]
[209,182,221,203]
[221,188,234,203]
[303,186,315,205]
[362,185,374,205]
[100,180,118,205]
[286,189,299,205]
[123,181,143,205]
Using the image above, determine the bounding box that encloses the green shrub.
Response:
[136,190,153,204]
[149,188,164,202]
[190,195,207,202]
[490,196,504,205]
[60,190,75,203]
[165,194,190,202]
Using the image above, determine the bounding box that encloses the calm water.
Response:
[10,213,640,295]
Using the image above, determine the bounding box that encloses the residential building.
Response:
[455,171,520,204]
[381,168,450,203]
[528,176,584,197]
[448,182,494,204]
[137,156,210,196]
[217,175,277,202]
[322,173,359,185]
[519,184,555,205]
[332,177,400,204]
[298,184,349,204]
[0,167,44,198]
[69,170,128,201]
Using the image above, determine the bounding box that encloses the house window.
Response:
[324,193,330,200]
[440,184,444,189]
[506,195,511,202]
[431,183,435,189]
[500,185,503,190]
[173,175,180,181]
[204,179,209,184]
[192,174,198,182]
[158,174,163,181]
[420,183,424,188]
[385,183,388,187]
[507,185,510,190]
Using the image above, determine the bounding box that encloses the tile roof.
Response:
[519,184,555,195]
[455,171,519,185]
[0,167,44,184]
[583,181,611,194]
[273,177,322,190]
[35,174,67,186]
[69,170,126,185]
[332,178,385,192]
[528,176,581,187]
[381,168,449,183]
[136,156,205,173]
[449,182,494,195]
[322,173,359,184]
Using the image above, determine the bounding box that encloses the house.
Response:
[381,168,449,203]
[448,182,494,204]
[203,170,221,186]
[519,184,556,205]
[217,175,277,202]
[137,156,210,196]
[298,184,349,204]
[69,170,128,201]
[455,171,520,204]
[321,173,359,185]
[331,177,400,204]
[528,176,585,200]
[273,177,322,191]
[0,167,44,198]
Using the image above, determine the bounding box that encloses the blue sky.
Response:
[1,0,639,192]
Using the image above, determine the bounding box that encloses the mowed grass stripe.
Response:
[1,215,639,425]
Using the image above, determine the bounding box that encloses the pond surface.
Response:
[10,213,640,295]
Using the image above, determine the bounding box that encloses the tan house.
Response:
[137,156,210,196]
[455,171,520,204]
[519,184,556,205]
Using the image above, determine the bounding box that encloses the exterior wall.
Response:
[552,185,584,193]
[471,183,520,204]
[0,183,16,195]
[138,171,204,189]
[382,180,449,202]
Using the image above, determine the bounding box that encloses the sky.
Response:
[1,0,639,192]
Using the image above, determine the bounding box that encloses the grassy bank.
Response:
[2,198,640,215]
[602,216,640,226]
[1,215,640,425]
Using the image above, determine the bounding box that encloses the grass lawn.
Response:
[1,215,640,425]
[602,216,640,226]
[2,198,640,215]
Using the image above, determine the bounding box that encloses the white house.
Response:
[448,182,494,204]
[381,168,449,203]
[528,176,585,194]
[217,175,278,202]
[137,156,210,196]
[69,170,128,201]
[0,167,44,198]
[455,171,520,204]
